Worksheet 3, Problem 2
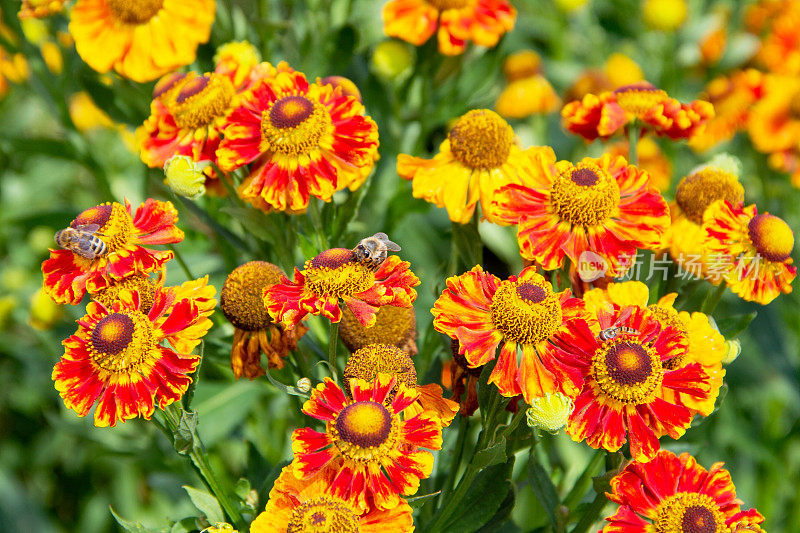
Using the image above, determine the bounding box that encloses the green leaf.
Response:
[442,458,516,533]
[471,438,507,470]
[183,486,225,524]
[109,507,164,533]
[479,485,517,533]
[170,518,199,533]
[194,381,266,446]
[527,450,560,528]
[173,409,198,455]
[715,312,757,338]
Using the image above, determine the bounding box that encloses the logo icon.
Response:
[576,251,608,282]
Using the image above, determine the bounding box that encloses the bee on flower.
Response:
[42,199,184,305]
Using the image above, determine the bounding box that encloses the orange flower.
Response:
[703,200,796,304]
[602,450,764,533]
[747,74,800,155]
[52,285,215,427]
[265,248,419,329]
[251,464,414,532]
[495,75,560,119]
[583,281,726,417]
[432,265,588,403]
[19,0,67,19]
[216,70,379,213]
[768,149,800,188]
[492,153,670,277]
[550,305,713,462]
[690,69,765,152]
[562,82,714,141]
[69,0,215,82]
[398,109,555,223]
[221,261,308,379]
[137,54,284,187]
[343,343,459,427]
[292,374,442,511]
[382,0,516,56]
[43,200,183,305]
[756,2,800,75]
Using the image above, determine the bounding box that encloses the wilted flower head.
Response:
[221,261,307,379]
[339,304,417,355]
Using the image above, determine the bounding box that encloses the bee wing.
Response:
[372,232,401,251]
[74,223,101,234]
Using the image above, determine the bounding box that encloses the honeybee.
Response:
[352,232,401,271]
[54,224,108,260]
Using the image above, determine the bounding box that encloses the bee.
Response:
[597,326,640,342]
[54,223,108,260]
[352,232,401,271]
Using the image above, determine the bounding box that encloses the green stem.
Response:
[701,281,727,315]
[167,244,195,280]
[307,198,330,251]
[569,491,609,533]
[439,416,469,502]
[328,320,340,382]
[628,121,640,166]
[161,404,246,531]
[563,449,605,509]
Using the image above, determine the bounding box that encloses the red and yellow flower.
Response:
[382,0,516,56]
[398,110,556,224]
[747,74,800,155]
[492,153,670,276]
[42,199,184,305]
[690,69,765,152]
[431,265,588,403]
[549,305,712,462]
[137,54,284,190]
[251,464,414,533]
[221,261,308,379]
[216,69,379,213]
[583,281,727,417]
[343,343,459,427]
[703,200,796,304]
[52,285,215,427]
[606,137,672,192]
[69,0,215,82]
[562,82,714,141]
[755,1,800,75]
[19,0,67,19]
[265,248,419,329]
[602,449,765,533]
[292,373,442,511]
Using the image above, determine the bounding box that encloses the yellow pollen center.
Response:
[653,492,725,533]
[286,496,360,533]
[72,203,134,254]
[335,401,393,448]
[448,109,514,170]
[170,74,235,131]
[592,338,662,404]
[106,0,164,24]
[91,275,158,314]
[89,311,156,374]
[221,261,284,331]
[748,213,795,262]
[339,305,416,353]
[343,344,417,399]
[260,94,332,156]
[675,168,744,225]
[550,164,620,226]
[304,249,374,298]
[613,82,668,117]
[490,278,562,345]
[426,0,472,9]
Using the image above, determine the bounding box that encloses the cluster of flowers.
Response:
[690,0,800,188]
[41,199,216,427]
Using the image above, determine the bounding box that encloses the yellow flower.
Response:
[555,0,588,12]
[29,288,62,330]
[502,50,542,82]
[642,0,688,31]
[526,392,574,433]
[496,75,560,119]
[605,53,645,89]
[164,155,208,199]
[371,40,414,81]
[213,41,260,89]
[69,92,114,132]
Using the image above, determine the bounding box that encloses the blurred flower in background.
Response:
[495,50,560,120]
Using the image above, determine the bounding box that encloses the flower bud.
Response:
[164,155,207,199]
[722,339,741,365]
[206,523,236,533]
[526,392,574,434]
[371,40,413,81]
[296,377,312,394]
